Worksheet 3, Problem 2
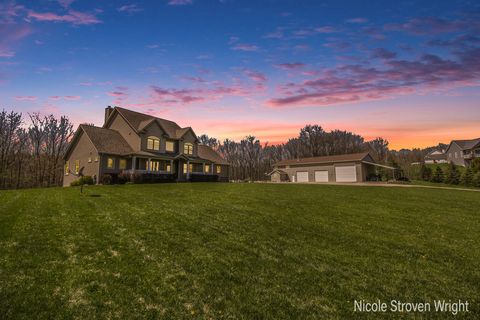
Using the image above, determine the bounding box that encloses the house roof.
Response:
[274,152,372,166]
[81,125,134,156]
[113,107,195,140]
[425,150,447,160]
[197,145,229,165]
[267,168,287,176]
[450,138,480,150]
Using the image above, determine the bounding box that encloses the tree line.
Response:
[0,109,73,189]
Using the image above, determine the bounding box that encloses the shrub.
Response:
[102,174,112,185]
[70,175,94,187]
[473,172,480,188]
[431,166,444,183]
[117,173,130,184]
[471,158,480,174]
[460,167,474,186]
[444,163,460,185]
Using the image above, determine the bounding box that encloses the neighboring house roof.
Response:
[450,138,480,150]
[111,107,196,140]
[197,145,229,165]
[425,149,447,161]
[274,152,372,166]
[267,168,287,176]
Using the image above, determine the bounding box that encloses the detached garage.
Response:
[269,152,392,183]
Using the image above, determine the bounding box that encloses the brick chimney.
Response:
[104,106,113,125]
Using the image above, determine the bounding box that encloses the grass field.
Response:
[1,183,479,319]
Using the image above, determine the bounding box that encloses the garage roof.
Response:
[275,152,372,166]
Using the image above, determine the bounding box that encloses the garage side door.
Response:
[296,171,309,182]
[335,165,357,182]
[314,170,329,182]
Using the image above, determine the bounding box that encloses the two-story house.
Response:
[444,138,480,167]
[63,106,229,186]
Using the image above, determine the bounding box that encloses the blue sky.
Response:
[1,0,479,148]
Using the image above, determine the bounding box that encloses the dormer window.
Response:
[147,136,160,151]
[184,142,193,155]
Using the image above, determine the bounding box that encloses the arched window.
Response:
[183,142,193,155]
[147,136,160,150]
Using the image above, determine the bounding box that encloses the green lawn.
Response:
[0,183,479,319]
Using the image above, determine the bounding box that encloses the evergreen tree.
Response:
[445,163,460,185]
[419,163,432,181]
[431,166,444,183]
[460,167,474,186]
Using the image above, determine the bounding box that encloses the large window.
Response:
[147,136,160,151]
[149,160,170,172]
[183,142,193,155]
[205,164,210,173]
[216,165,221,174]
[166,140,175,152]
[75,160,80,174]
[65,161,69,175]
[119,159,127,170]
[107,157,115,169]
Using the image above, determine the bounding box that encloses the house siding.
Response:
[179,130,198,157]
[107,112,141,151]
[63,131,100,186]
[140,122,169,153]
[446,143,466,166]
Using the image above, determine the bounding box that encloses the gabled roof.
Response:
[197,145,229,165]
[267,168,287,176]
[449,138,480,151]
[65,125,133,159]
[274,152,372,166]
[108,107,193,140]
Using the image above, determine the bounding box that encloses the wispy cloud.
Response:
[27,9,101,25]
[243,69,267,82]
[168,0,193,5]
[64,95,81,100]
[231,43,259,52]
[15,95,37,101]
[346,17,368,24]
[117,4,143,14]
[275,62,305,70]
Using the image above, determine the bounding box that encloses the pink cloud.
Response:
[27,9,101,25]
[15,96,37,101]
[275,62,305,70]
[346,17,368,24]
[107,91,127,97]
[49,96,61,100]
[268,48,480,108]
[231,43,259,52]
[314,26,337,33]
[168,0,193,5]
[0,24,31,58]
[243,69,267,82]
[64,95,81,100]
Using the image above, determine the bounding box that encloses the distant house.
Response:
[424,149,447,164]
[63,106,229,186]
[445,138,480,167]
[268,152,395,183]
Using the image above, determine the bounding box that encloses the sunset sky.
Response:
[1,0,479,149]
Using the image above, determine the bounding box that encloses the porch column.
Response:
[203,162,206,175]
[132,156,136,172]
[170,159,173,173]
[187,160,190,180]
[147,158,151,172]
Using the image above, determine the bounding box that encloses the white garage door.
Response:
[296,171,309,182]
[335,165,357,182]
[314,170,329,182]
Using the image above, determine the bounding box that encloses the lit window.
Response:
[189,163,193,172]
[88,157,92,163]
[216,165,221,174]
[119,159,127,170]
[75,160,80,174]
[183,163,187,173]
[65,161,69,175]
[166,140,175,152]
[205,164,210,173]
[166,164,171,172]
[147,136,160,150]
[107,157,115,169]
[183,143,193,155]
